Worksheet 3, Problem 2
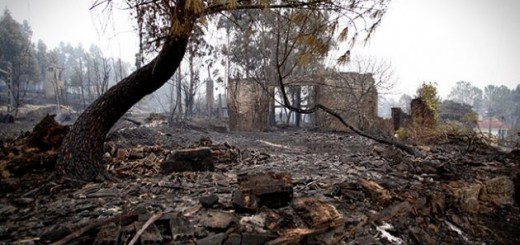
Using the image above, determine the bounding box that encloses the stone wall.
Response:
[316,73,378,131]
[227,79,273,131]
[228,73,378,132]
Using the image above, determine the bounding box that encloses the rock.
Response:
[462,184,482,213]
[199,194,219,208]
[162,147,215,173]
[200,211,237,230]
[449,177,514,213]
[239,213,266,233]
[480,176,514,206]
[224,233,241,245]
[196,233,226,245]
[449,182,482,213]
[484,176,514,195]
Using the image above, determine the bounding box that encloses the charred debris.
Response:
[0,110,519,245]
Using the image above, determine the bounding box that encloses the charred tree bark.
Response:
[294,86,301,127]
[176,67,183,118]
[56,4,195,182]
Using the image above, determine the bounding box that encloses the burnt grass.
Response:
[1,117,519,245]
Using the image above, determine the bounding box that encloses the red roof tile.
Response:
[477,117,509,129]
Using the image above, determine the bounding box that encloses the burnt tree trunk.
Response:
[56,4,195,182]
[294,86,301,127]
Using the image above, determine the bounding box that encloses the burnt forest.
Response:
[1,1,519,244]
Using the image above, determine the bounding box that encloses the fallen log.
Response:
[161,147,214,173]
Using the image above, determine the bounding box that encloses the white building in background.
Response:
[475,117,509,139]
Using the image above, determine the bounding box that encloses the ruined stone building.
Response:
[44,65,64,100]
[227,72,378,131]
[227,79,273,131]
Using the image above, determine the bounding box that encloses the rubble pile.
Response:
[1,115,69,178]
[0,119,519,244]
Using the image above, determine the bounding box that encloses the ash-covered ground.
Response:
[1,113,519,245]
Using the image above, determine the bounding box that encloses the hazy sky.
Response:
[2,0,519,98]
[1,0,138,63]
[359,0,520,97]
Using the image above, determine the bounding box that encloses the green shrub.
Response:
[395,127,410,142]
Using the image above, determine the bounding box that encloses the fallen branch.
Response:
[122,117,142,126]
[257,140,291,149]
[271,69,423,157]
[49,209,140,245]
[244,52,424,158]
[22,173,56,197]
[317,104,423,157]
[128,212,163,245]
